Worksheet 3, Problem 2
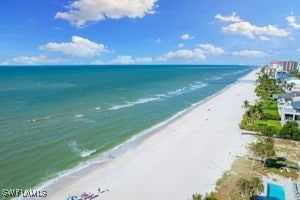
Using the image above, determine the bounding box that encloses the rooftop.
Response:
[275,91,300,101]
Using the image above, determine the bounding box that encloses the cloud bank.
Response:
[55,0,158,27]
[40,36,108,57]
[109,56,153,64]
[233,50,268,57]
[216,13,289,39]
[4,55,64,65]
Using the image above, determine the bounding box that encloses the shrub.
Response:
[203,192,217,200]
[192,193,203,200]
[261,126,280,136]
[279,121,298,139]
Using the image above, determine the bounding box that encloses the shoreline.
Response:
[39,68,258,199]
[25,68,255,194]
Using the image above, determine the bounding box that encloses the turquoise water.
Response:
[0,65,254,190]
[267,183,285,200]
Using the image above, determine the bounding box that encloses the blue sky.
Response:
[1,0,300,65]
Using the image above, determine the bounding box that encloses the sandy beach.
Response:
[46,69,259,200]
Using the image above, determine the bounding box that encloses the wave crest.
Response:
[69,141,96,158]
[110,81,209,110]
[110,97,161,110]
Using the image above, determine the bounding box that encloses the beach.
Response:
[43,68,259,200]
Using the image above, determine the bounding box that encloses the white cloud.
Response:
[109,56,152,64]
[178,43,184,48]
[7,55,64,65]
[215,12,241,22]
[158,49,205,62]
[216,12,289,39]
[197,44,224,55]
[233,50,268,57]
[155,38,162,43]
[222,21,289,39]
[259,36,270,41]
[181,34,194,40]
[286,15,300,29]
[40,36,108,57]
[55,0,158,27]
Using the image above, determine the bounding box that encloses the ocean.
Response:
[0,65,255,191]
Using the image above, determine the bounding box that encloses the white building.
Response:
[279,61,298,73]
[277,92,300,124]
[266,61,299,77]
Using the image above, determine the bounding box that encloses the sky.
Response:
[1,0,300,65]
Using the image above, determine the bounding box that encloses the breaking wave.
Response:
[110,81,208,110]
[110,97,161,110]
[69,141,96,158]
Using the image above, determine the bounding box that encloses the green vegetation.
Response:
[255,74,283,100]
[263,99,278,110]
[248,137,275,167]
[212,137,299,199]
[203,193,217,200]
[192,193,202,200]
[236,177,264,200]
[192,69,300,200]
[240,69,300,140]
[290,71,300,78]
[216,171,231,187]
[191,192,217,200]
[279,121,300,140]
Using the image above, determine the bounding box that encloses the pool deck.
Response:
[261,175,296,200]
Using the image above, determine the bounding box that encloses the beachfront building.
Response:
[266,61,298,78]
[279,61,298,73]
[276,92,300,124]
[266,61,281,76]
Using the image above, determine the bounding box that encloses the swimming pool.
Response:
[267,183,285,200]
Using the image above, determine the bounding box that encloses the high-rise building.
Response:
[279,61,298,72]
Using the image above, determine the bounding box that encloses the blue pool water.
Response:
[267,183,285,200]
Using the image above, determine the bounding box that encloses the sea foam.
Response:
[110,97,161,110]
[27,116,52,123]
[110,81,208,110]
[69,141,96,158]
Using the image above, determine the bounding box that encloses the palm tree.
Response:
[236,177,264,199]
[249,137,275,167]
[242,100,250,110]
[262,138,275,167]
[249,103,263,121]
[236,178,251,198]
[249,177,264,197]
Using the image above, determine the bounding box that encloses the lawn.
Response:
[263,99,278,110]
[254,120,282,131]
[263,109,279,116]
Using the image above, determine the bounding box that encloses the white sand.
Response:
[47,69,259,200]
